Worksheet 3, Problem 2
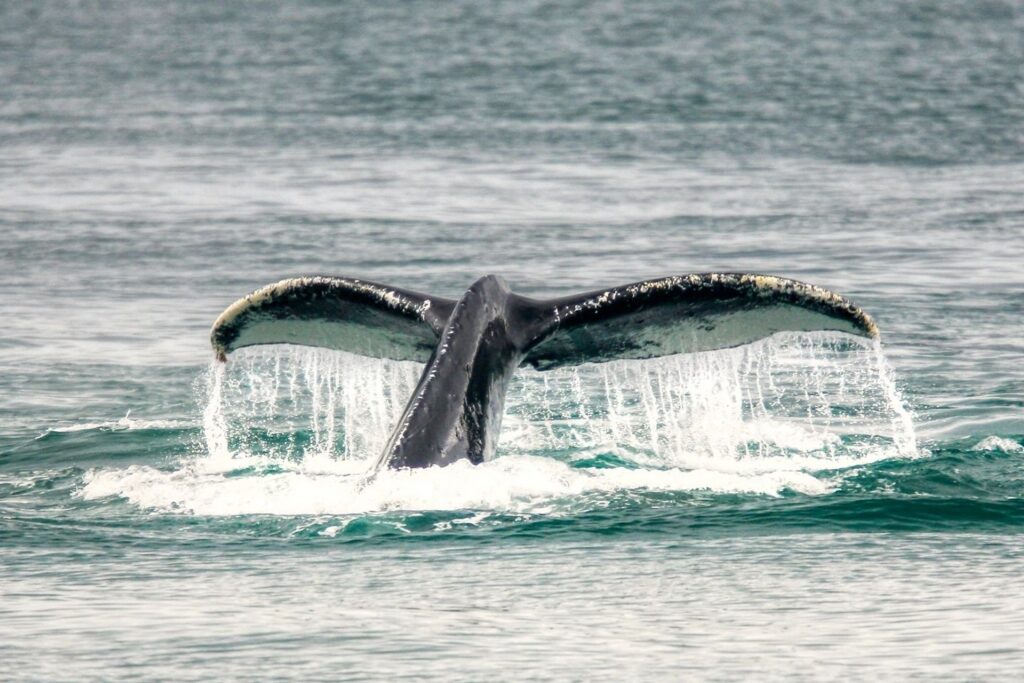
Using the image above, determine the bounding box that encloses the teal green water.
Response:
[2,1,1023,680]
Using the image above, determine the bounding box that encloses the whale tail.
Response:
[211,273,878,366]
[211,273,877,469]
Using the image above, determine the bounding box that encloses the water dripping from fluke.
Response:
[200,335,917,473]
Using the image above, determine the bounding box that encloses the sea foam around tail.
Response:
[80,334,918,519]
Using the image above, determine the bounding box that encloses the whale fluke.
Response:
[211,273,878,469]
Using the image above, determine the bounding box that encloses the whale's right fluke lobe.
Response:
[519,273,878,370]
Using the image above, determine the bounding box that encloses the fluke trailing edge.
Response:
[211,274,878,470]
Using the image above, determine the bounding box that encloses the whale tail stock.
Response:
[210,273,878,468]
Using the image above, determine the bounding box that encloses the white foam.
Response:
[79,455,829,516]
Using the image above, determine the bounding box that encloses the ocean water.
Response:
[2,1,1023,680]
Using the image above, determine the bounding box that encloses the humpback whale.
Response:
[211,273,877,470]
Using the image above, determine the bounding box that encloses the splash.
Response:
[198,336,916,470]
[502,333,917,470]
[199,347,422,469]
[81,335,917,517]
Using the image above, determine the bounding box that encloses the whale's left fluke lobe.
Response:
[211,273,878,470]
[210,277,456,363]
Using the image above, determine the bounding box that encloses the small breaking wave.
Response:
[972,436,1024,453]
[39,411,191,437]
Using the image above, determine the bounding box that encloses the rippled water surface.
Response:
[2,1,1023,680]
